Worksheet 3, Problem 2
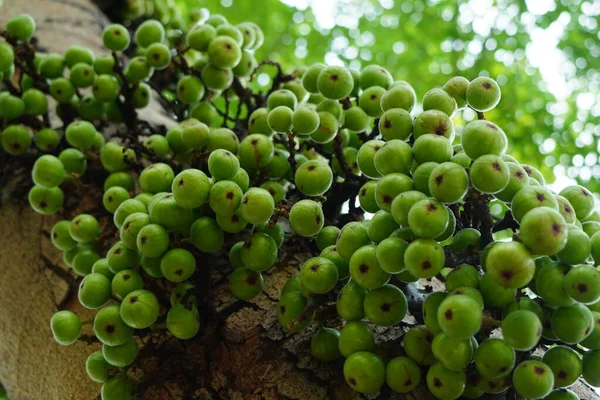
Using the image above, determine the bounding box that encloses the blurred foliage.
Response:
[102,0,600,192]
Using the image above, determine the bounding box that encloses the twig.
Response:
[222,91,231,127]
[172,49,192,75]
[2,79,20,95]
[147,80,180,120]
[249,60,295,99]
[58,103,78,127]
[267,201,292,227]
[472,108,486,120]
[16,114,45,130]
[286,294,329,331]
[40,254,76,287]
[39,254,77,309]
[333,131,353,179]
[0,30,49,92]
[209,100,237,123]
[492,210,519,232]
[370,118,381,139]
[111,52,139,131]
[448,203,463,231]
[42,111,51,127]
[474,193,494,246]
[231,77,254,125]
[178,46,191,56]
[250,60,284,81]
[443,246,479,269]
[115,129,180,172]
[339,97,352,110]
[286,132,298,175]
[78,334,98,345]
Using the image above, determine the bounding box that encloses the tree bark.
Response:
[0,204,435,400]
[1,1,395,398]
[0,206,101,399]
[1,2,597,400]
[0,4,112,399]
[6,201,597,399]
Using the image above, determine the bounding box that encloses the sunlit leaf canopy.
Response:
[170,0,600,192]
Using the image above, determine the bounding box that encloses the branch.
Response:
[333,131,353,180]
[232,78,247,122]
[464,191,494,247]
[0,30,49,92]
[286,294,329,331]
[370,118,381,139]
[39,254,77,309]
[2,79,20,95]
[116,131,181,172]
[285,132,298,175]
[250,60,296,100]
[147,80,180,120]
[209,100,237,123]
[250,60,284,81]
[268,201,292,227]
[111,52,139,131]
[443,246,480,269]
[172,47,192,75]
[78,334,98,345]
[448,203,463,231]
[40,254,76,287]
[58,103,78,127]
[492,210,519,232]
[356,118,381,144]
[16,114,45,131]
[339,97,352,110]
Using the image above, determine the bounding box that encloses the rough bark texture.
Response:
[0,206,101,400]
[0,204,437,400]
[0,2,598,400]
[2,1,428,399]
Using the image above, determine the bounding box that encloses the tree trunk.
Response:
[0,203,437,400]
[1,1,406,398]
[0,206,100,399]
[1,2,596,400]
[0,4,112,399]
